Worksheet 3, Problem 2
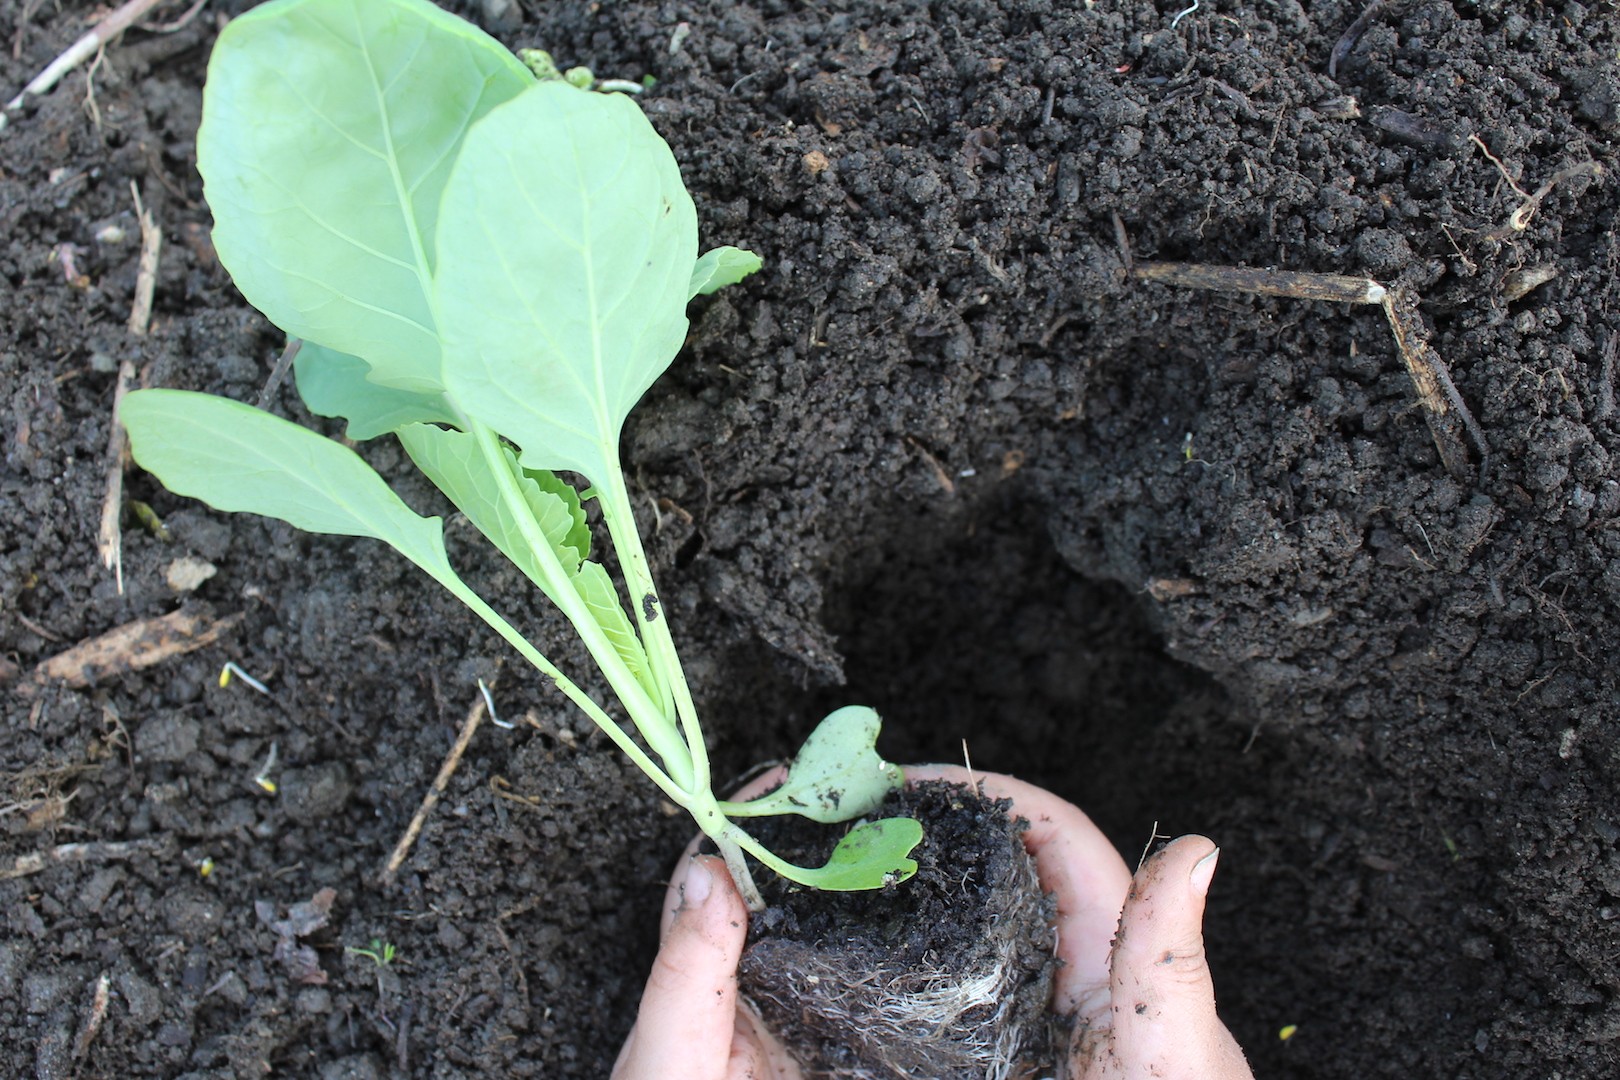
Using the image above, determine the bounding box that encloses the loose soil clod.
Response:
[739,783,1057,1080]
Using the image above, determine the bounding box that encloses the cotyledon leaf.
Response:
[767,818,923,892]
[119,389,452,575]
[724,706,904,823]
[433,79,698,481]
[198,0,533,393]
[295,342,459,440]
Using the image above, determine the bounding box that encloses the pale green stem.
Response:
[719,820,823,890]
[594,462,764,903]
[719,839,763,912]
[411,561,686,806]
[716,793,800,817]
[595,458,712,800]
[468,421,695,793]
[683,788,764,910]
[439,529,779,908]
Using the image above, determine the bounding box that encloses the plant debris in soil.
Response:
[1,0,1617,1078]
[740,781,1056,1080]
[254,886,336,987]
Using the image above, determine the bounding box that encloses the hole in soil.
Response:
[816,487,1229,844]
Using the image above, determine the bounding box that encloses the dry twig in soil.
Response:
[256,338,303,411]
[1,0,170,131]
[25,608,245,691]
[100,183,162,592]
[0,837,168,881]
[1132,261,1487,479]
[1469,136,1605,241]
[72,975,111,1061]
[1329,0,1388,80]
[381,685,489,884]
[127,181,162,334]
[98,357,138,593]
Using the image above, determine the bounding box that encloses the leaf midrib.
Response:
[351,0,435,304]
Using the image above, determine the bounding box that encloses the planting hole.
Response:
[817,490,1233,844]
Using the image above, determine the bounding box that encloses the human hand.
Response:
[610,849,801,1080]
[611,769,799,1080]
[614,766,1253,1080]
[908,765,1253,1080]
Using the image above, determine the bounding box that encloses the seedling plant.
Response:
[345,939,398,968]
[119,0,922,910]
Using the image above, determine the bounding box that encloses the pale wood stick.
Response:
[1,0,169,129]
[100,182,162,592]
[98,358,138,592]
[0,838,168,881]
[127,180,161,335]
[27,609,245,690]
[381,688,489,884]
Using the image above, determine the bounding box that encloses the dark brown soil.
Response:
[740,782,1056,1079]
[2,1,1617,1078]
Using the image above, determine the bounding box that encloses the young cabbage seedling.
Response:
[118,0,921,910]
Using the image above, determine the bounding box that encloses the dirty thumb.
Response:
[613,855,749,1080]
[1105,836,1252,1079]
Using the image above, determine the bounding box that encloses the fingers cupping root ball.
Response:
[613,854,800,1080]
[1086,835,1252,1080]
[615,767,1251,1080]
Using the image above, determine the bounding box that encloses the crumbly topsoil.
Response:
[2,1,1617,1078]
[739,781,1056,1080]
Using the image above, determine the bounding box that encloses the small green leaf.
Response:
[120,389,464,600]
[398,425,654,700]
[294,342,459,440]
[199,0,533,392]
[723,705,903,823]
[397,423,588,585]
[689,246,763,298]
[571,562,658,703]
[434,79,697,481]
[780,818,923,891]
[523,466,592,564]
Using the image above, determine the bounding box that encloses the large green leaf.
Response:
[433,80,698,481]
[118,386,659,788]
[198,0,532,392]
[295,342,459,440]
[120,389,450,572]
